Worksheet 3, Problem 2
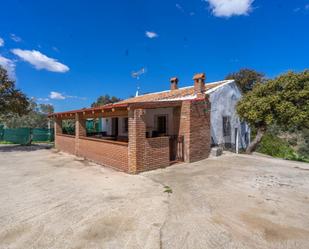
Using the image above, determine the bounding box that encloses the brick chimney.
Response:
[193,73,206,98]
[170,77,179,90]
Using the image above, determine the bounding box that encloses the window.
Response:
[223,116,231,137]
[157,115,167,134]
[123,118,128,133]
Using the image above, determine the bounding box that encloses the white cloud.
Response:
[11,49,69,73]
[37,97,50,102]
[0,37,4,47]
[49,91,66,100]
[48,91,86,100]
[10,34,22,42]
[176,3,184,12]
[205,0,254,17]
[145,31,158,39]
[0,55,16,78]
[293,7,301,12]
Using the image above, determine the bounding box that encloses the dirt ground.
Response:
[0,145,309,249]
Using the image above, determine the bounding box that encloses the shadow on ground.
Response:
[0,144,53,152]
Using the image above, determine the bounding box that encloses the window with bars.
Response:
[223,116,231,137]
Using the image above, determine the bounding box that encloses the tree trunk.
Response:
[246,127,266,154]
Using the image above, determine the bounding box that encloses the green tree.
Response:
[0,66,29,116]
[237,70,309,153]
[225,68,265,93]
[91,94,121,107]
[39,103,54,114]
[1,100,54,129]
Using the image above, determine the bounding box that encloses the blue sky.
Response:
[0,0,308,112]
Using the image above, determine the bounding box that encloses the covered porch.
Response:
[52,100,193,173]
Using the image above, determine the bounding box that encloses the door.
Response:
[222,116,231,148]
[111,118,118,137]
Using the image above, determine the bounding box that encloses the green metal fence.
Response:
[0,127,54,145]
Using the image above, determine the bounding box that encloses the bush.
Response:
[257,133,295,159]
[257,133,309,163]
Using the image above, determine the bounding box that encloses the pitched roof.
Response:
[49,79,234,117]
[118,80,234,104]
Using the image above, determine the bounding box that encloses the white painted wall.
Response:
[100,117,112,135]
[118,117,128,136]
[145,108,174,136]
[100,109,174,137]
[208,81,250,149]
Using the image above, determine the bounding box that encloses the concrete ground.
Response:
[0,145,168,249]
[0,145,309,249]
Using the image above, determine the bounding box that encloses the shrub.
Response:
[257,133,295,159]
[257,133,309,163]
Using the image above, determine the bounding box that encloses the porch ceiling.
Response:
[49,100,183,119]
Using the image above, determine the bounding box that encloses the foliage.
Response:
[163,186,173,194]
[0,66,30,116]
[257,132,309,163]
[237,70,309,153]
[62,119,75,135]
[257,133,295,159]
[238,70,309,131]
[91,94,121,107]
[0,99,54,129]
[298,128,309,158]
[225,68,265,93]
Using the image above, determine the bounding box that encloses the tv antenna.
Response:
[131,67,146,96]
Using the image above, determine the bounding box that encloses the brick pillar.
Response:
[179,98,211,162]
[128,109,146,174]
[54,118,62,135]
[54,118,62,150]
[75,113,86,155]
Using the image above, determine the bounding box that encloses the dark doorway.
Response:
[157,115,167,135]
[111,118,118,137]
[169,135,184,162]
[223,116,231,148]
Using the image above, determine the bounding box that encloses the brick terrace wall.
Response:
[55,134,76,155]
[78,137,128,172]
[179,98,211,162]
[128,109,170,173]
[143,137,169,172]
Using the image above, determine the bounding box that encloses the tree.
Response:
[39,103,54,115]
[91,94,121,107]
[1,100,54,129]
[225,68,265,93]
[0,66,29,116]
[237,70,309,153]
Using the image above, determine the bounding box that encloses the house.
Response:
[50,73,249,173]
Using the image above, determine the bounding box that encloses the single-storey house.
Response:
[50,73,250,173]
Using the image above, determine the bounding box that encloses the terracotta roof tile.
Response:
[118,80,229,104]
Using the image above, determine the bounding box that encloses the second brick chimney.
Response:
[193,73,206,98]
[170,77,179,90]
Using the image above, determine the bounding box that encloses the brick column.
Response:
[128,109,146,174]
[179,98,211,162]
[54,118,62,150]
[54,118,62,135]
[75,113,86,155]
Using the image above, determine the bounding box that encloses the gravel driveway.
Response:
[1,145,309,249]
